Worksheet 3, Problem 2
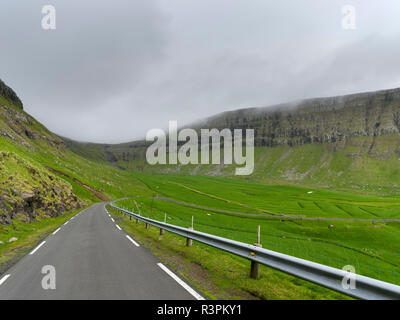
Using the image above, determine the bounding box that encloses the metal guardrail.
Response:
[110,202,400,300]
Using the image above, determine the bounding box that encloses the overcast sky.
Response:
[0,1,399,143]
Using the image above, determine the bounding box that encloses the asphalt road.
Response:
[0,203,203,300]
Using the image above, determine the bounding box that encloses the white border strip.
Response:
[126,235,140,247]
[0,274,10,286]
[157,263,204,300]
[52,227,61,235]
[111,217,115,222]
[29,241,46,255]
[116,225,122,231]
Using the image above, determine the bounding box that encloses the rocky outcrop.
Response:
[0,79,23,110]
[0,152,82,225]
[0,104,65,150]
[200,87,400,147]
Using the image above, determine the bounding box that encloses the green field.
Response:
[115,173,400,286]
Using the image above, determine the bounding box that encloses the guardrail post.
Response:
[186,216,194,247]
[250,225,262,279]
[160,213,166,235]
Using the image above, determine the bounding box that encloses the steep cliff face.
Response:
[63,86,400,190]
[201,87,400,147]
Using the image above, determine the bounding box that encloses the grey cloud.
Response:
[0,0,399,143]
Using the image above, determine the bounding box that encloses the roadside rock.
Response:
[0,152,82,226]
[20,192,36,201]
[7,237,18,243]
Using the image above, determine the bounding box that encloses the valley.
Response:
[1,78,400,299]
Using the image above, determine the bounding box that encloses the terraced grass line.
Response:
[155,196,400,222]
[358,206,379,218]
[117,173,400,285]
[335,205,355,217]
[171,182,279,215]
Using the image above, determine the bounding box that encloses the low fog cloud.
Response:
[0,0,399,143]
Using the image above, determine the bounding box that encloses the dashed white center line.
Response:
[52,227,61,235]
[29,241,46,255]
[157,263,204,300]
[126,235,140,247]
[0,274,10,286]
[116,225,122,231]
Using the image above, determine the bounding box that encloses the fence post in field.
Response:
[186,216,194,247]
[134,200,140,223]
[250,225,262,279]
[150,193,155,219]
[160,213,166,235]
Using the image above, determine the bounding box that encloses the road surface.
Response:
[0,203,203,300]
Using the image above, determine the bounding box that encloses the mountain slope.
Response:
[64,87,400,191]
[0,79,151,226]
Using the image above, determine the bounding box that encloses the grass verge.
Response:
[107,205,350,300]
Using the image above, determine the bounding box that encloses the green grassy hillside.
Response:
[1,78,400,299]
[63,87,400,192]
[115,173,400,286]
[0,79,154,274]
[0,79,152,226]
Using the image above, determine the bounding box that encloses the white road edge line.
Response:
[52,227,61,235]
[111,218,115,222]
[157,263,205,300]
[0,274,10,286]
[116,224,122,231]
[64,221,69,225]
[126,235,140,247]
[29,241,46,255]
